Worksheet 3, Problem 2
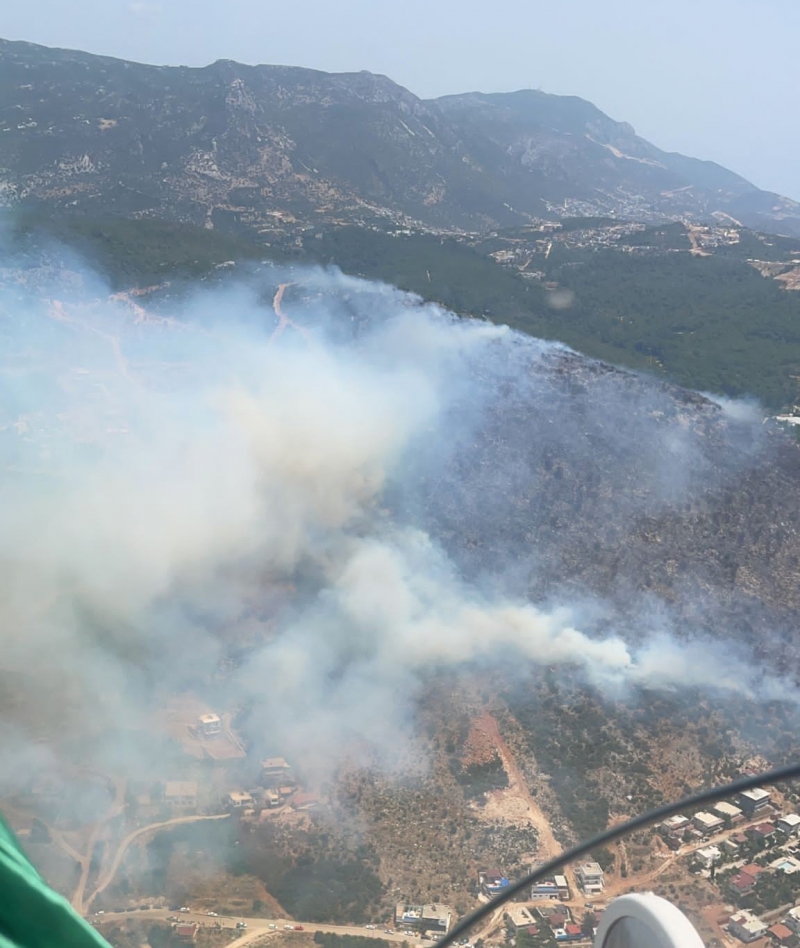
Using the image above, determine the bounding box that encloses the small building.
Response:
[777,814,800,836]
[290,791,320,811]
[696,845,721,869]
[741,863,767,879]
[737,787,772,817]
[530,881,561,900]
[175,923,199,942]
[265,790,281,808]
[197,713,221,737]
[561,923,582,941]
[693,811,724,834]
[767,922,793,944]
[394,904,453,934]
[261,757,292,785]
[660,814,689,836]
[713,801,744,824]
[576,861,604,894]
[164,781,197,809]
[784,905,800,934]
[506,906,536,931]
[722,837,742,856]
[728,871,758,897]
[480,869,510,896]
[728,910,767,943]
[536,904,571,922]
[553,874,570,899]
[226,791,254,810]
[748,821,777,842]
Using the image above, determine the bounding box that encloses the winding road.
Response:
[83,813,231,913]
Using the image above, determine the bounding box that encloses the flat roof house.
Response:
[197,713,221,736]
[713,801,744,823]
[728,910,767,943]
[693,811,724,834]
[737,788,772,817]
[778,814,800,836]
[165,781,197,809]
[226,791,254,809]
[576,862,604,894]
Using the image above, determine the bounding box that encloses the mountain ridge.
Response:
[2,37,800,237]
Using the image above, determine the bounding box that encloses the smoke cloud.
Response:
[0,256,793,787]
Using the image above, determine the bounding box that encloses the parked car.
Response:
[179,908,190,913]
[269,924,277,929]
[207,912,219,917]
[285,925,295,930]
[295,925,304,931]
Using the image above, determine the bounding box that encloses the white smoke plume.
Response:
[0,258,791,786]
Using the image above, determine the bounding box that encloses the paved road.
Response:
[94,908,427,947]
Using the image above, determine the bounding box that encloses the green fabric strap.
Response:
[0,816,111,948]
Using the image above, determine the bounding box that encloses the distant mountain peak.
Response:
[0,37,798,237]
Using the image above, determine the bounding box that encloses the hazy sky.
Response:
[2,0,799,199]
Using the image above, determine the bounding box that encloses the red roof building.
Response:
[564,923,582,938]
[175,923,199,941]
[768,923,793,943]
[728,871,758,895]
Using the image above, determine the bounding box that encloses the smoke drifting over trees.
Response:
[0,258,796,788]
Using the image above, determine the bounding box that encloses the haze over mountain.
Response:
[2,38,800,237]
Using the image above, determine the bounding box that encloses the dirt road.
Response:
[71,776,127,914]
[476,714,561,863]
[269,283,311,344]
[83,813,231,912]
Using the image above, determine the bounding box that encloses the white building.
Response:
[728,910,767,943]
[785,905,800,934]
[778,814,800,836]
[696,845,721,869]
[712,801,743,824]
[661,815,689,835]
[576,862,604,894]
[226,791,254,809]
[197,713,221,736]
[693,811,724,834]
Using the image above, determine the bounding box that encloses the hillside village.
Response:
[15,693,800,948]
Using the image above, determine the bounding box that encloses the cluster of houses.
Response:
[655,784,800,944]
[479,862,601,906]
[726,903,800,944]
[659,788,778,850]
[505,902,601,943]
[162,755,319,821]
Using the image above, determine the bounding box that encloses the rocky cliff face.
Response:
[2,38,800,236]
